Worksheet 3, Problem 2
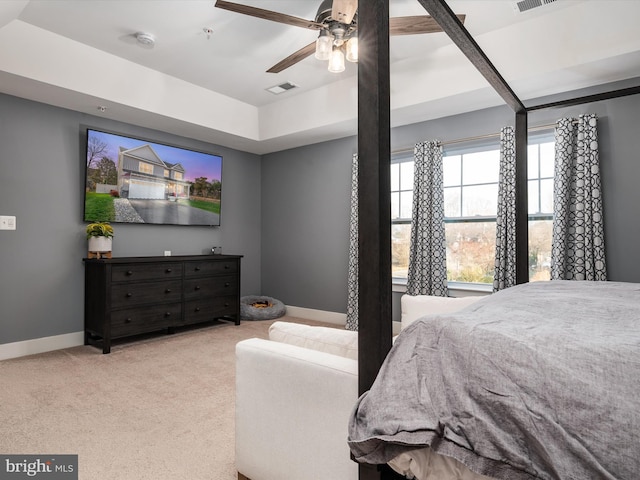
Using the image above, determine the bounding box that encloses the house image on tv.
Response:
[117,144,191,200]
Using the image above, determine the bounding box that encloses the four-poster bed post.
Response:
[356,1,529,478]
[356,1,394,478]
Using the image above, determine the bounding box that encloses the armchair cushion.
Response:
[269,321,358,360]
[401,294,483,330]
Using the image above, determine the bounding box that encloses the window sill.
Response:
[392,279,492,297]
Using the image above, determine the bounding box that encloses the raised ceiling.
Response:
[1,0,639,154]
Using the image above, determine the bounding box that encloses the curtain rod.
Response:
[391,121,573,155]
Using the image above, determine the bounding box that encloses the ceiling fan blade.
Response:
[389,14,466,35]
[332,0,358,25]
[215,0,323,30]
[267,42,317,74]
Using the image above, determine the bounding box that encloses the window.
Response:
[139,162,153,174]
[390,157,414,279]
[527,138,555,281]
[391,133,555,286]
[443,146,500,285]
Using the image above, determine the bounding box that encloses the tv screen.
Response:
[83,128,222,226]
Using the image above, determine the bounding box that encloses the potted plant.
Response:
[86,222,114,256]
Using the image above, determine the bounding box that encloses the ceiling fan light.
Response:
[346,37,358,63]
[315,31,333,61]
[328,48,345,73]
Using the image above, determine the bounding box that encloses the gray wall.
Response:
[261,136,357,312]
[260,83,640,319]
[0,93,261,345]
[2,80,638,345]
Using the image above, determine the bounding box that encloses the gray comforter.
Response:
[348,281,640,479]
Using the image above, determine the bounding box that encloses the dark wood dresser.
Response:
[84,254,242,353]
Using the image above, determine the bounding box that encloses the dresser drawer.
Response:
[111,263,181,282]
[183,275,238,299]
[110,304,181,337]
[184,260,238,277]
[184,296,238,325]
[111,279,182,308]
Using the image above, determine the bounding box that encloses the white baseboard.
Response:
[0,331,84,361]
[284,305,347,326]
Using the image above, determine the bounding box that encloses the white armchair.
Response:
[235,294,483,480]
[235,325,358,480]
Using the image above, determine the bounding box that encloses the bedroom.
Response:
[0,0,639,478]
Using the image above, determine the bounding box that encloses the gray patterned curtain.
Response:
[493,126,517,292]
[346,153,359,330]
[551,114,607,281]
[406,141,448,296]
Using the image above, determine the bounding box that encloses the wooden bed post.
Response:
[515,110,529,285]
[357,0,393,478]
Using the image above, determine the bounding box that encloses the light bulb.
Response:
[315,31,333,61]
[328,48,345,73]
[346,37,358,63]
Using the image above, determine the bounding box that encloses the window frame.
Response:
[391,131,556,290]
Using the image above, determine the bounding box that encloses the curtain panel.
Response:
[493,126,517,292]
[551,114,607,281]
[346,153,359,331]
[406,141,448,297]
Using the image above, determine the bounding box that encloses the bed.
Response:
[348,280,640,480]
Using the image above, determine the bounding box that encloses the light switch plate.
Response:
[0,215,16,230]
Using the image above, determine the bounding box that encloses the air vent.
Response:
[513,0,558,13]
[266,82,298,95]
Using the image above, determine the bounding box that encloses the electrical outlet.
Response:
[0,215,16,230]
[164,250,171,256]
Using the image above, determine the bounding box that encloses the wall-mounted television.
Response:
[83,128,222,226]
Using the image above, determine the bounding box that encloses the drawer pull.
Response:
[195,285,201,290]
[126,292,132,297]
[126,270,133,276]
[224,265,230,269]
[224,302,230,307]
[165,288,172,293]
[166,268,172,273]
[195,307,201,312]
[125,318,132,323]
[225,282,230,287]
[195,266,201,271]
[165,312,172,317]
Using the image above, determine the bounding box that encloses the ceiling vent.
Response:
[513,0,558,13]
[266,82,299,95]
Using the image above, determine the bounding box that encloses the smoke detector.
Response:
[135,32,156,47]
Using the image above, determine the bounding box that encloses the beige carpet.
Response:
[0,316,335,479]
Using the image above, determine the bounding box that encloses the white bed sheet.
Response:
[389,448,493,480]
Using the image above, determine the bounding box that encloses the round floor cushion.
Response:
[240,295,286,321]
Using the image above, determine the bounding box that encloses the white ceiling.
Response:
[1,0,639,154]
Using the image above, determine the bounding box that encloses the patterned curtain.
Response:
[346,153,359,330]
[406,141,448,296]
[551,114,607,281]
[493,126,517,292]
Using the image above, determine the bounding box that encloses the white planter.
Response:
[88,236,112,253]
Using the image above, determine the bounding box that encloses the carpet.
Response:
[0,316,334,479]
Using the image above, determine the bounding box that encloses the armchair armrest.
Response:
[235,338,359,480]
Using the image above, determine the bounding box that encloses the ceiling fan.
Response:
[215,0,465,73]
